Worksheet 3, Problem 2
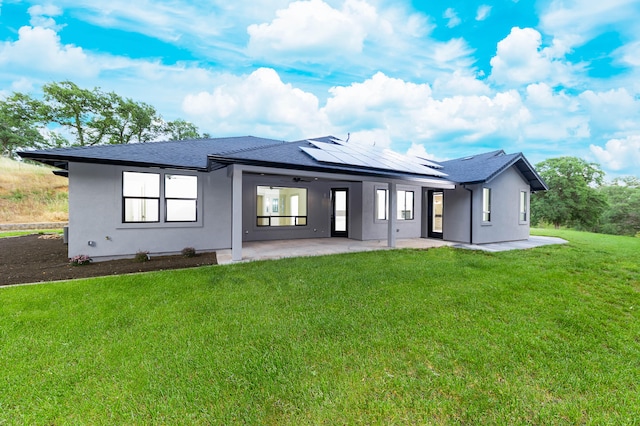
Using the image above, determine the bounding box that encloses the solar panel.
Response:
[302,140,447,177]
[299,147,341,164]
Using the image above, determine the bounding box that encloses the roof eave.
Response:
[18,151,209,172]
[208,155,454,183]
[483,154,547,192]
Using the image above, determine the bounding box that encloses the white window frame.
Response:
[256,186,308,227]
[482,187,491,223]
[122,171,160,223]
[165,174,198,222]
[121,170,200,226]
[375,188,388,221]
[397,190,414,221]
[519,190,528,223]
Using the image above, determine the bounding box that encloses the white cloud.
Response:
[69,1,224,43]
[182,68,328,138]
[346,129,393,150]
[525,83,569,108]
[490,27,549,85]
[443,8,461,28]
[476,5,492,21]
[28,4,64,30]
[432,71,491,97]
[489,27,579,87]
[540,0,639,50]
[614,40,640,67]
[432,38,476,70]
[324,72,433,129]
[323,72,532,144]
[247,0,392,59]
[579,88,640,135]
[520,83,590,140]
[590,135,640,172]
[0,24,238,124]
[0,26,98,78]
[406,142,447,162]
[10,77,36,93]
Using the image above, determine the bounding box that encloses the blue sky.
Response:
[1,0,639,178]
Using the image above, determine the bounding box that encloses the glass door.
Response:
[428,190,443,239]
[331,188,348,237]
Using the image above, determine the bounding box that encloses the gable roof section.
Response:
[439,150,548,191]
[18,136,285,171]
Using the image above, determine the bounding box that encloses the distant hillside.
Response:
[0,157,68,224]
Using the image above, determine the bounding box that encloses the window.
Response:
[165,174,197,222]
[256,186,307,226]
[375,188,388,220]
[123,172,160,222]
[397,190,414,220]
[122,171,198,223]
[519,190,527,222]
[482,187,491,222]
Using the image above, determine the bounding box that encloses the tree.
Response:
[106,94,161,144]
[1,81,206,153]
[162,119,203,140]
[42,81,110,146]
[531,157,608,229]
[42,81,164,146]
[596,177,640,236]
[0,93,48,157]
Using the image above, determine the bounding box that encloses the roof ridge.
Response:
[218,140,289,155]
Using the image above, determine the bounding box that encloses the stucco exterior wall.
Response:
[472,166,531,244]
[66,161,531,259]
[442,167,531,244]
[241,173,351,241]
[358,181,423,240]
[442,186,472,243]
[67,162,232,260]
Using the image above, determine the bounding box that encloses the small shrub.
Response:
[69,254,92,266]
[134,251,150,262]
[181,247,197,258]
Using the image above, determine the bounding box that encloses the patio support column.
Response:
[230,165,243,261]
[387,181,397,248]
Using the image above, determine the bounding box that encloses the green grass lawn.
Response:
[1,229,639,424]
[0,229,63,238]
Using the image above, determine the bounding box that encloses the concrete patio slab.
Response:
[216,235,567,264]
[453,235,568,252]
[216,237,454,264]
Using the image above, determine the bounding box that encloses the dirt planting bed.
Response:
[0,234,217,286]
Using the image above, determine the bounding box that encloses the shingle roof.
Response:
[438,150,548,191]
[18,136,285,171]
[18,135,546,190]
[209,137,450,181]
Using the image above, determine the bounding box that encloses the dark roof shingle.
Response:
[18,136,285,170]
[439,150,547,191]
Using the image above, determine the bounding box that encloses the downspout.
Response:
[463,185,473,244]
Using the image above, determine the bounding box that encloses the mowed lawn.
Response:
[1,230,639,424]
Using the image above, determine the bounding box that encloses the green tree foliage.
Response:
[105,93,162,144]
[531,157,608,229]
[1,81,206,157]
[596,177,640,236]
[0,93,48,157]
[162,118,203,141]
[42,81,108,146]
[42,81,164,146]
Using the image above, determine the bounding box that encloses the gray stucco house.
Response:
[19,135,547,262]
